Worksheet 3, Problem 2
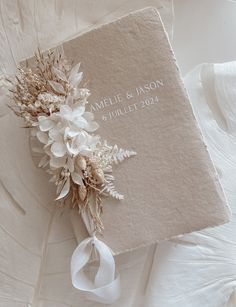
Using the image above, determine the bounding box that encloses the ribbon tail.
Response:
[71,235,120,304]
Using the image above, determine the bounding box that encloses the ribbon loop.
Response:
[71,235,120,304]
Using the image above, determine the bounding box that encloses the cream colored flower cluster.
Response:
[10,50,136,233]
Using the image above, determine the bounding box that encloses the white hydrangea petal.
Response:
[71,172,83,186]
[51,142,67,157]
[38,116,55,131]
[56,122,64,132]
[74,117,88,129]
[73,105,85,117]
[88,135,100,147]
[50,156,67,168]
[75,131,88,145]
[79,148,92,157]
[49,127,63,142]
[83,112,94,121]
[60,104,73,120]
[85,120,99,132]
[68,123,82,134]
[66,140,80,156]
[66,95,74,106]
[49,113,60,121]
[38,115,46,121]
[36,131,49,144]
[66,128,79,138]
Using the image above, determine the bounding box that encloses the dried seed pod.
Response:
[76,156,87,171]
[92,168,105,184]
[79,185,87,201]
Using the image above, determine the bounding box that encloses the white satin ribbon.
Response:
[71,210,120,304]
[71,235,120,304]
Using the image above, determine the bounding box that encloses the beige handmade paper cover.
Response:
[62,7,230,254]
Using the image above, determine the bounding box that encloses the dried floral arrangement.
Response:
[8,49,136,234]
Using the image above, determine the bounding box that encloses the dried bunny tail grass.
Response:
[8,49,71,125]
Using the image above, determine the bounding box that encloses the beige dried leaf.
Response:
[79,185,87,201]
[48,80,66,95]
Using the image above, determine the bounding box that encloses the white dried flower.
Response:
[36,103,100,171]
[10,50,137,233]
[38,92,65,104]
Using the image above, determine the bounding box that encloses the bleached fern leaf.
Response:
[111,145,137,164]
[101,181,124,200]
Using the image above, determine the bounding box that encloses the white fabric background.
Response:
[0,1,236,306]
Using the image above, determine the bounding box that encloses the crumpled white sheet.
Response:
[140,62,236,307]
[0,1,236,306]
[0,0,173,75]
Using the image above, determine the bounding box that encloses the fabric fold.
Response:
[71,234,120,304]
